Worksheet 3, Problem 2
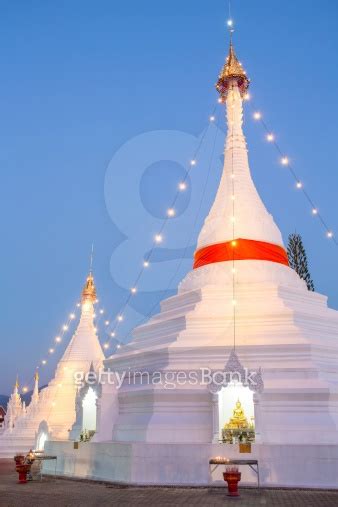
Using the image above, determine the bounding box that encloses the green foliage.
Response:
[287,233,314,291]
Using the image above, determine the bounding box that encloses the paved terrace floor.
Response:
[1,459,338,506]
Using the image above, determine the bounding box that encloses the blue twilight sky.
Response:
[1,0,338,394]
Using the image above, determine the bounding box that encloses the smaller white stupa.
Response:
[0,270,104,457]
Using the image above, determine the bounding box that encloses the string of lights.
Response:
[102,106,218,350]
[248,99,337,245]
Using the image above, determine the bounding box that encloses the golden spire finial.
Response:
[81,246,97,304]
[216,33,250,101]
[81,271,97,304]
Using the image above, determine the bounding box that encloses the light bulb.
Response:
[143,260,150,268]
[327,231,333,238]
[110,332,116,337]
[105,320,109,325]
[231,240,237,247]
[22,387,28,393]
[103,343,109,350]
[49,348,54,354]
[253,111,261,120]
[178,182,187,191]
[117,315,123,322]
[296,181,303,189]
[243,93,250,101]
[312,208,318,215]
[76,303,81,308]
[266,133,274,142]
[69,313,75,320]
[42,360,47,365]
[131,287,137,294]
[155,234,163,243]
[209,115,215,122]
[117,344,121,349]
[62,325,68,331]
[190,159,196,166]
[55,336,61,343]
[227,19,233,27]
[100,309,104,314]
[281,157,289,166]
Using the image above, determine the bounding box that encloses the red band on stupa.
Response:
[193,238,289,269]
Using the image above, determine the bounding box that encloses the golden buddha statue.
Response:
[224,399,249,430]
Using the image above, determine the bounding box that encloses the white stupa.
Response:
[46,35,338,487]
[0,271,104,458]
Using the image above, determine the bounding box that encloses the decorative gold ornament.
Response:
[81,272,97,303]
[216,39,250,100]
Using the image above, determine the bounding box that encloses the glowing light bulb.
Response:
[178,182,187,191]
[69,313,75,320]
[103,343,109,350]
[117,344,121,349]
[62,325,68,331]
[227,19,233,27]
[100,309,104,314]
[190,159,196,166]
[55,336,61,343]
[76,303,81,308]
[105,320,110,326]
[117,315,123,322]
[253,111,261,120]
[110,332,116,337]
[49,348,55,354]
[243,93,251,101]
[42,360,47,365]
[209,115,215,122]
[155,234,163,243]
[22,386,28,393]
[312,208,318,215]
[327,231,333,238]
[266,133,274,142]
[217,97,223,104]
[231,240,237,247]
[167,208,175,217]
[281,157,289,166]
[131,287,137,294]
[143,260,150,268]
[95,299,99,304]
[296,181,303,189]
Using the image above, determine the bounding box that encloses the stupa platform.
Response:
[43,440,338,489]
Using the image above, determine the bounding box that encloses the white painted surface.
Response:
[44,440,338,489]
